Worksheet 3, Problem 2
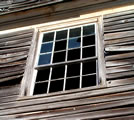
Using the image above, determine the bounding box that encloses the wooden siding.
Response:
[1,8,134,120]
[0,29,34,114]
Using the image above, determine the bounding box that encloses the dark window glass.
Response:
[36,68,50,82]
[83,25,94,36]
[51,66,65,79]
[65,77,80,90]
[68,37,81,49]
[68,48,80,61]
[34,82,48,95]
[82,61,96,75]
[43,32,54,42]
[49,80,64,93]
[53,51,66,63]
[83,46,95,58]
[38,53,51,65]
[83,35,95,46]
[67,63,80,77]
[56,30,67,40]
[82,75,96,88]
[69,27,81,38]
[40,43,53,53]
[54,40,67,51]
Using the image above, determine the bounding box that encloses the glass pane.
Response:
[33,82,48,95]
[82,75,96,88]
[83,35,95,47]
[56,30,67,40]
[83,25,94,36]
[49,80,64,93]
[65,77,80,90]
[51,66,65,79]
[53,51,66,63]
[40,43,53,53]
[54,40,67,51]
[36,68,50,82]
[67,63,80,77]
[82,46,95,58]
[67,48,80,61]
[38,53,51,65]
[43,32,54,42]
[82,61,96,75]
[69,27,81,38]
[68,37,81,49]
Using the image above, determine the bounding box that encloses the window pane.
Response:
[67,48,80,61]
[69,27,81,38]
[67,63,80,77]
[54,40,67,51]
[53,51,66,63]
[82,61,96,75]
[82,75,96,88]
[56,30,67,40]
[68,37,81,49]
[82,46,95,58]
[83,25,94,36]
[33,82,48,95]
[65,77,80,90]
[38,53,51,65]
[40,43,53,53]
[49,80,64,93]
[36,68,50,82]
[51,66,65,79]
[83,35,95,46]
[43,32,54,42]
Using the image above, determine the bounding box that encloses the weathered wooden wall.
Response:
[0,9,134,120]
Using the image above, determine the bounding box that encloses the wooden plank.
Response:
[106,52,134,61]
[0,75,23,83]
[104,22,134,32]
[0,46,30,55]
[0,37,32,47]
[0,41,31,49]
[106,58,134,67]
[106,64,134,74]
[5,97,134,119]
[104,17,134,26]
[104,30,134,41]
[0,85,20,97]
[0,51,28,59]
[107,77,134,87]
[103,115,134,120]
[0,69,24,79]
[1,92,134,116]
[0,55,28,64]
[0,65,25,74]
[105,36,134,45]
[0,60,26,68]
[104,13,134,23]
[107,71,134,80]
[104,9,134,19]
[105,45,134,52]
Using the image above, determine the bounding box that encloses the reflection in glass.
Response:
[38,53,51,65]
[69,27,81,38]
[43,32,54,42]
[83,25,95,36]
[56,30,67,40]
[68,37,81,49]
[40,43,53,53]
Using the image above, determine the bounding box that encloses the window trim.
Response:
[21,16,106,96]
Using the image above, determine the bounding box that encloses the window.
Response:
[32,20,104,95]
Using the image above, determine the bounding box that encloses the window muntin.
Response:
[33,23,98,95]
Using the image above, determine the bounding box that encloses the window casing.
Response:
[30,18,105,96]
